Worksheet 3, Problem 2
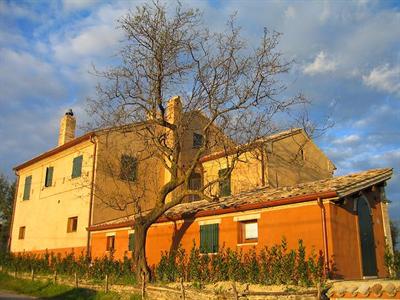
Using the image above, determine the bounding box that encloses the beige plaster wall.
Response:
[11,140,95,252]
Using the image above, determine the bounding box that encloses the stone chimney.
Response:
[58,109,76,146]
[166,96,182,125]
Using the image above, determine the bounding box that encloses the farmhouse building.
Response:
[9,97,393,279]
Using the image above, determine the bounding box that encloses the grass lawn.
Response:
[0,272,140,300]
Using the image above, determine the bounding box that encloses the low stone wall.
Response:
[327,279,400,299]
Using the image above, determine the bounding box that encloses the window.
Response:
[200,223,219,253]
[218,168,231,196]
[239,220,258,243]
[106,236,115,251]
[193,133,204,148]
[188,172,202,202]
[71,155,83,178]
[67,217,78,233]
[23,175,32,200]
[120,155,137,181]
[128,233,135,252]
[18,226,25,240]
[45,166,54,187]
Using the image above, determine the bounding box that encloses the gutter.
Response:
[318,197,330,274]
[8,172,20,252]
[88,190,338,232]
[86,135,98,257]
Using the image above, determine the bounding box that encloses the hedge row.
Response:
[0,238,326,287]
[155,238,326,287]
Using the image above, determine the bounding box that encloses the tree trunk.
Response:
[133,222,151,282]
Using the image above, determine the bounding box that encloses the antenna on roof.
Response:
[65,109,74,116]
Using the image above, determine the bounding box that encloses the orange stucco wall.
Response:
[90,195,389,280]
[91,202,327,268]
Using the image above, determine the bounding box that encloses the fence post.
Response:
[74,272,78,288]
[53,270,57,284]
[231,281,239,300]
[105,274,109,293]
[14,267,17,278]
[141,271,146,299]
[180,277,186,300]
[31,268,34,281]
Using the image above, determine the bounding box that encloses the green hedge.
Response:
[155,238,326,287]
[0,250,136,284]
[0,238,326,287]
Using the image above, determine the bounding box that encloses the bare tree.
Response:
[87,1,306,280]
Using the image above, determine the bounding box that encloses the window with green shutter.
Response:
[23,175,32,200]
[200,223,219,254]
[45,166,54,187]
[120,155,137,182]
[71,155,83,178]
[218,168,231,196]
[128,233,135,252]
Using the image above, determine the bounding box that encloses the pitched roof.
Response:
[89,168,393,231]
[14,132,94,171]
[199,128,304,163]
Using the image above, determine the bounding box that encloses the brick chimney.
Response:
[58,109,76,146]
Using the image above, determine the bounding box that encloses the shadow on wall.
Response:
[170,216,195,253]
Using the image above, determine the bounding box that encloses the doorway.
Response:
[357,196,377,277]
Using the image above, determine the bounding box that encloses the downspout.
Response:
[8,172,20,252]
[260,147,265,186]
[87,134,98,257]
[318,197,330,274]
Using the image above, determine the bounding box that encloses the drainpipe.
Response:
[87,134,98,257]
[7,172,20,252]
[318,197,330,274]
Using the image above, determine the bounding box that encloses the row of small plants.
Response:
[0,238,326,287]
[0,250,136,285]
[155,238,326,287]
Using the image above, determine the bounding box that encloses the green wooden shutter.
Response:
[45,167,54,187]
[128,233,135,252]
[120,155,137,181]
[200,224,219,254]
[212,223,219,253]
[72,155,83,178]
[23,175,32,200]
[218,168,231,196]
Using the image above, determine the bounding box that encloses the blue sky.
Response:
[0,0,399,217]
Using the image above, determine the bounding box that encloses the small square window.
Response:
[18,226,25,240]
[239,220,258,243]
[120,155,137,181]
[107,236,115,251]
[67,217,78,233]
[193,133,204,148]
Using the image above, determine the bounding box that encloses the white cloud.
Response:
[53,25,122,63]
[362,64,400,96]
[332,134,361,145]
[0,49,66,103]
[284,6,296,19]
[62,0,97,12]
[303,51,337,75]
